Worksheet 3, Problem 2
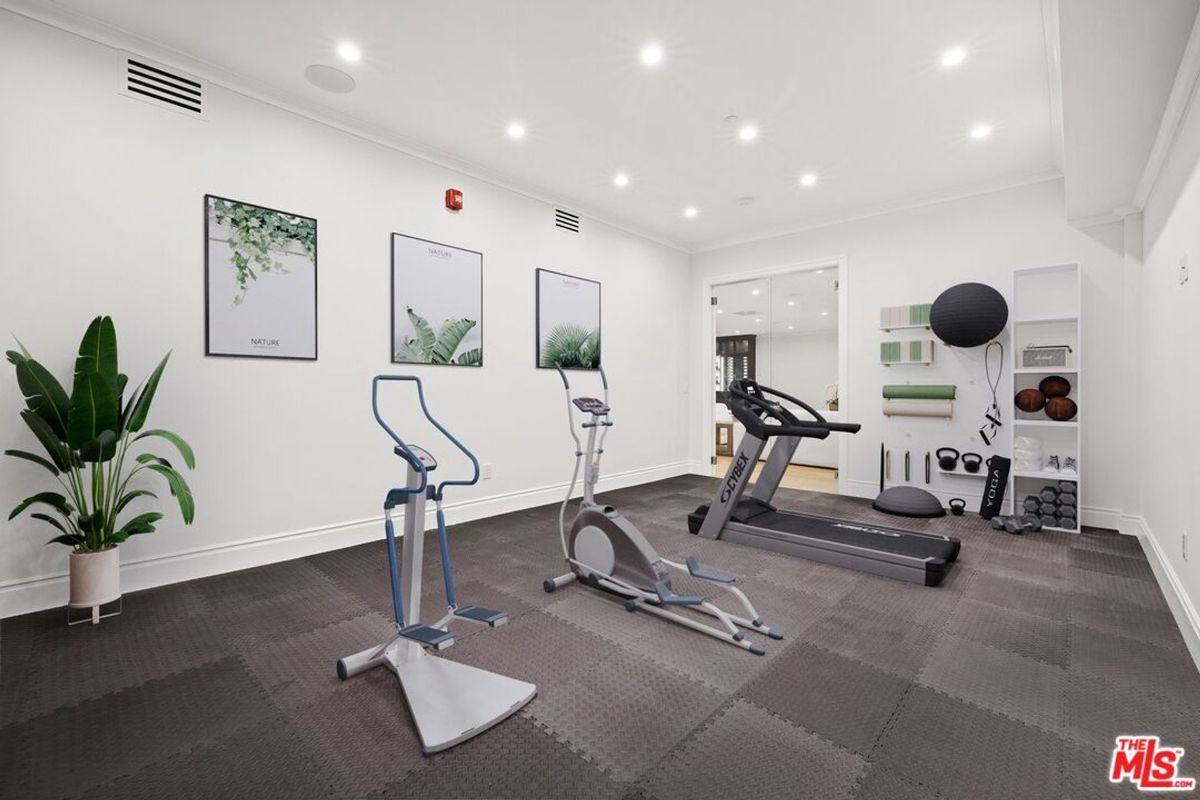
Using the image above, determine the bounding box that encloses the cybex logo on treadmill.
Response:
[720,453,749,503]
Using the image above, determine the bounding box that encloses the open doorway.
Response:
[710,264,843,494]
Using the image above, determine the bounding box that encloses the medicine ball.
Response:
[1015,388,1046,413]
[1039,375,1071,398]
[929,282,1009,347]
[1044,396,1078,421]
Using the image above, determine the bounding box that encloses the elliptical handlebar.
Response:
[372,375,480,498]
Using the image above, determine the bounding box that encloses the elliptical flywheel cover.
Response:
[873,486,947,519]
[929,282,1009,347]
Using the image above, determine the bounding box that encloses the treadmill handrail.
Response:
[727,382,862,437]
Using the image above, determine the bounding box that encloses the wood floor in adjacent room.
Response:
[714,456,839,493]
[2,475,1198,800]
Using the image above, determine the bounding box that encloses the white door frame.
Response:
[697,254,850,494]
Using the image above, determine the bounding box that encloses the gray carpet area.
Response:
[3,474,1200,799]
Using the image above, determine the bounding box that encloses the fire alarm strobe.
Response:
[445,188,463,211]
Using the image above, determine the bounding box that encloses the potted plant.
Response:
[5,316,194,624]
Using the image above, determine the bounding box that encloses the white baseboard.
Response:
[0,460,692,619]
[1135,516,1200,674]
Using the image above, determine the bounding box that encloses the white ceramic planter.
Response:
[69,547,121,619]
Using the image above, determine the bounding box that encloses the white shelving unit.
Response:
[1009,264,1082,532]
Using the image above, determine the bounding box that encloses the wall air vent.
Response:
[120,53,204,117]
[554,209,580,233]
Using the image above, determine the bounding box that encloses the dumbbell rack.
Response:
[1008,264,1082,532]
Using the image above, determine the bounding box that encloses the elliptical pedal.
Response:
[399,624,455,650]
[454,606,508,627]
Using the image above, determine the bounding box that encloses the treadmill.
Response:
[689,380,960,586]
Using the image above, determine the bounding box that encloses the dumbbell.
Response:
[1057,480,1077,493]
[1023,495,1042,513]
[1058,492,1077,508]
[1059,517,1077,530]
[1058,506,1077,521]
[1040,514,1058,529]
[990,516,1007,530]
[1040,487,1059,504]
[1020,514,1043,533]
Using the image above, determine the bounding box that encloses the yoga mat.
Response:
[882,384,957,400]
[882,399,954,418]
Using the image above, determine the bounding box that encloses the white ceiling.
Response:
[714,267,838,337]
[20,0,1062,250]
[1057,0,1200,223]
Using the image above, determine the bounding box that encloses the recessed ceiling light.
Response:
[336,41,362,63]
[940,46,967,69]
[788,325,794,330]
[970,122,993,140]
[613,172,630,187]
[751,288,761,295]
[640,42,664,67]
[821,311,830,316]
[755,318,762,323]
[683,206,698,219]
[735,329,741,334]
[738,124,759,142]
[787,300,796,306]
[816,269,824,274]
[799,172,818,188]
[716,308,723,314]
[506,121,526,140]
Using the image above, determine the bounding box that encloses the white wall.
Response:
[0,12,691,616]
[1139,70,1200,658]
[688,179,1130,522]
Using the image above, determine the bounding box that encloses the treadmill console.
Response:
[573,397,609,415]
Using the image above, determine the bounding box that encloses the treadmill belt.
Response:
[746,510,960,561]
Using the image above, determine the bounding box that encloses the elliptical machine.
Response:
[337,375,536,754]
[543,366,781,655]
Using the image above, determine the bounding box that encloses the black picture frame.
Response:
[203,194,318,361]
[390,232,484,367]
[535,268,602,371]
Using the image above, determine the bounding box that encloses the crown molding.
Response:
[0,0,691,254]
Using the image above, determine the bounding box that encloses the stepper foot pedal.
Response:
[400,624,455,650]
[454,606,508,627]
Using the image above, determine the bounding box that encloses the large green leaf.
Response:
[19,410,70,470]
[126,352,170,433]
[79,429,119,463]
[74,316,118,387]
[9,492,72,520]
[406,308,436,359]
[540,323,601,369]
[393,339,431,364]
[148,465,194,524]
[454,348,482,366]
[13,356,70,439]
[134,429,195,469]
[115,489,157,515]
[430,318,476,364]
[67,372,120,455]
[4,448,60,476]
[47,533,85,547]
[118,512,162,536]
[31,512,67,533]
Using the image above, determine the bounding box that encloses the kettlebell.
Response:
[961,452,983,473]
[948,498,966,516]
[936,447,960,471]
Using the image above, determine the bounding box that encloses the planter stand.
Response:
[67,597,122,626]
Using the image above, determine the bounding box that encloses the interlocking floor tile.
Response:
[642,699,866,800]
[946,597,1069,666]
[1069,548,1156,581]
[741,643,909,755]
[918,635,1067,733]
[1070,591,1189,651]
[842,576,964,628]
[1070,625,1200,700]
[976,549,1068,586]
[1068,567,1170,611]
[802,603,941,680]
[1060,741,1158,799]
[850,765,948,800]
[370,714,625,799]
[874,685,1064,800]
[1064,670,1200,753]
[965,570,1069,621]
[528,646,724,782]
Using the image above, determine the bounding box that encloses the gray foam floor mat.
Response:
[2,476,1198,799]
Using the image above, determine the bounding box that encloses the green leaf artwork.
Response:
[540,323,601,369]
[209,197,316,307]
[394,307,480,365]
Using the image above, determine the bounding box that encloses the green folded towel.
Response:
[881,384,957,400]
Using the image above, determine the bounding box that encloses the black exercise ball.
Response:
[929,282,1009,347]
